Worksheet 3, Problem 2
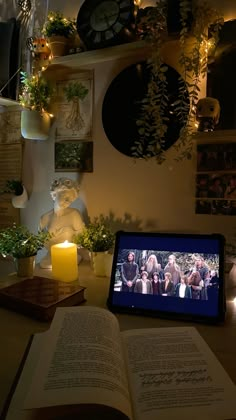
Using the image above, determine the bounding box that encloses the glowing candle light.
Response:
[51,241,78,282]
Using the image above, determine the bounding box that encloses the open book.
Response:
[4,306,236,420]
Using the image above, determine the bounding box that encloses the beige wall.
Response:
[4,1,236,255]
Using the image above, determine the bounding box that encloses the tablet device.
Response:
[107,231,226,324]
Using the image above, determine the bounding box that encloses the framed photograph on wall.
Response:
[55,71,93,140]
[196,141,236,215]
[55,141,93,172]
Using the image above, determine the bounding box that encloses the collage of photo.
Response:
[196,143,236,215]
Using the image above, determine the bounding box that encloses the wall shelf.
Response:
[0,97,21,108]
[49,40,149,69]
[196,130,236,144]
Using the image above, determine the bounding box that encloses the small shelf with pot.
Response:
[47,40,149,69]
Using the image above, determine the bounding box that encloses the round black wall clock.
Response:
[77,0,135,50]
[102,61,190,157]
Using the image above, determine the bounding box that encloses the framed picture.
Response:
[55,141,93,172]
[196,142,236,216]
[197,143,236,172]
[55,71,93,140]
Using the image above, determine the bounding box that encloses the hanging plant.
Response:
[132,0,169,164]
[174,0,224,161]
[132,0,224,164]
[19,71,53,140]
[19,71,52,113]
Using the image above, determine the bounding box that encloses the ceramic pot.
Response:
[21,110,51,140]
[90,252,113,277]
[11,185,28,208]
[48,35,67,57]
[15,255,36,278]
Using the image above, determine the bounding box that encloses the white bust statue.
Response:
[39,177,84,269]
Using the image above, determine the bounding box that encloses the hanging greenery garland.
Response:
[132,0,224,164]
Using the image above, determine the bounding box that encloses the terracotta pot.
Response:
[16,255,36,278]
[48,35,68,57]
[21,110,51,140]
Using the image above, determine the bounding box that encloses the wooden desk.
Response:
[0,259,236,416]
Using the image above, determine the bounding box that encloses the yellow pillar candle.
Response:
[51,241,78,282]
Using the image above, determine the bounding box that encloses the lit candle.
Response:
[51,241,78,282]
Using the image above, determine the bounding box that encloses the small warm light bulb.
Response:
[49,113,54,118]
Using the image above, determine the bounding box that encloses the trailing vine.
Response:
[174,0,224,161]
[132,0,224,164]
[131,0,169,164]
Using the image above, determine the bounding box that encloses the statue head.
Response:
[50,178,80,210]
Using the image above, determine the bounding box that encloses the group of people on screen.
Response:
[120,252,219,300]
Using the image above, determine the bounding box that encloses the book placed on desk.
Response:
[3,306,236,420]
[0,276,86,321]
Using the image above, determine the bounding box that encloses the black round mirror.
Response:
[102,61,189,157]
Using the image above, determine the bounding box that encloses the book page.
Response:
[5,333,48,420]
[23,307,132,419]
[122,326,236,420]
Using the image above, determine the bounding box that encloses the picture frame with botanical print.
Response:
[55,141,93,172]
[55,71,93,140]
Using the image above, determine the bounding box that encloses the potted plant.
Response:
[3,179,28,208]
[132,0,224,163]
[74,217,115,277]
[19,71,53,140]
[42,11,76,57]
[0,224,51,278]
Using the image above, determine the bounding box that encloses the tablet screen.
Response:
[107,231,225,323]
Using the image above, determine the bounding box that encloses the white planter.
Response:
[21,110,51,140]
[11,186,28,208]
[91,252,113,277]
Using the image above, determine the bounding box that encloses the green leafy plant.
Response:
[74,216,115,252]
[132,0,224,163]
[19,71,52,113]
[42,11,76,38]
[175,0,224,162]
[1,180,23,196]
[64,82,89,102]
[0,224,52,258]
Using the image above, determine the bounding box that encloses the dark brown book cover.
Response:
[0,276,86,321]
